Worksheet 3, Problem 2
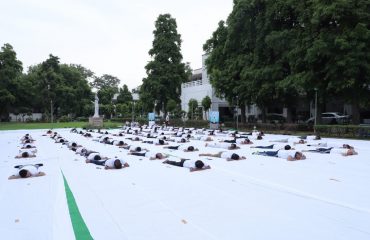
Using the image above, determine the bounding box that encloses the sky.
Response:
[0,0,233,90]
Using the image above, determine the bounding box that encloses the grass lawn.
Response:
[0,121,122,131]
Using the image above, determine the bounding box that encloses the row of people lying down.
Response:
[74,126,358,161]
[48,130,212,172]
[9,134,46,179]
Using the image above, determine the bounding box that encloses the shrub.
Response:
[315,125,370,139]
[59,115,73,122]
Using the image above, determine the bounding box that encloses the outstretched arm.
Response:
[189,165,211,172]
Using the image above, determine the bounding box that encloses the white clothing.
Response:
[105,158,127,168]
[221,151,233,159]
[145,152,157,159]
[277,150,297,159]
[183,160,210,169]
[87,153,101,160]
[15,165,39,177]
[207,143,230,149]
[330,148,348,155]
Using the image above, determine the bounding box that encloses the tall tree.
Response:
[116,84,133,103]
[0,43,23,119]
[141,13,188,116]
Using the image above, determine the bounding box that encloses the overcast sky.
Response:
[0,0,233,90]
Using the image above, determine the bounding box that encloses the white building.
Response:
[181,55,230,119]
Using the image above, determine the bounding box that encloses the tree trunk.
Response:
[351,102,360,124]
[240,103,246,123]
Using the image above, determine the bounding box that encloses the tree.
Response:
[116,84,133,103]
[141,13,188,116]
[201,96,212,120]
[0,43,23,119]
[188,98,198,120]
[91,74,120,89]
[166,99,177,113]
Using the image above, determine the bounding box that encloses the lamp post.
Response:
[314,88,318,132]
[132,93,139,124]
[48,84,53,123]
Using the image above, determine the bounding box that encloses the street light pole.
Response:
[48,84,53,123]
[314,88,318,132]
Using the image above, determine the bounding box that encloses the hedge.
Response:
[315,125,370,139]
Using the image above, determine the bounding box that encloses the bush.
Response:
[315,125,370,139]
[76,117,88,122]
[59,115,73,122]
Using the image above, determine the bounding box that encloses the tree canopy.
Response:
[140,13,189,115]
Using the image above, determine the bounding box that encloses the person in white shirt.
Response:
[15,150,36,158]
[163,145,199,152]
[162,159,211,172]
[8,164,45,179]
[253,150,306,161]
[86,158,129,169]
[302,147,357,156]
[128,151,168,160]
[205,142,240,150]
[199,151,246,161]
[86,153,108,161]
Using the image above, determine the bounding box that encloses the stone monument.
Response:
[89,92,103,127]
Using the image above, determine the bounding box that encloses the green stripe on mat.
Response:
[62,173,93,240]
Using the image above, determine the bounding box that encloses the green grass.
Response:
[0,121,121,130]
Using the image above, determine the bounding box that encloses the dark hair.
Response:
[181,138,186,143]
[60,139,65,143]
[158,139,164,145]
[257,136,262,140]
[136,147,142,152]
[284,145,291,150]
[195,160,204,169]
[22,152,29,158]
[230,144,237,149]
[294,152,302,159]
[71,148,77,152]
[19,169,28,178]
[114,159,122,169]
[119,133,123,136]
[245,139,251,143]
[134,137,140,141]
[118,141,124,145]
[231,153,239,160]
[155,153,163,159]
[187,146,194,151]
[26,144,32,148]
[94,155,101,160]
[25,136,29,140]
[72,143,77,147]
[25,140,31,143]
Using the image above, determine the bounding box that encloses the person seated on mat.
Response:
[86,157,129,169]
[15,150,36,158]
[8,164,45,179]
[199,151,246,161]
[163,145,199,152]
[162,159,211,172]
[252,150,306,161]
[302,147,357,156]
[128,151,168,160]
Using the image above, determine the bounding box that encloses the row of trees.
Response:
[0,43,133,121]
[204,0,370,124]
